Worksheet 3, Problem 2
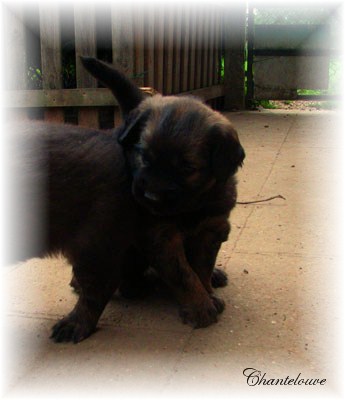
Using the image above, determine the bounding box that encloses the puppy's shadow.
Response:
[100,273,182,331]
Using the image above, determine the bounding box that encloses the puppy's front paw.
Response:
[211,268,228,288]
[179,299,218,329]
[210,294,225,314]
[51,314,96,343]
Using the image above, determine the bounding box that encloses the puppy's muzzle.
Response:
[133,171,181,211]
[144,191,160,202]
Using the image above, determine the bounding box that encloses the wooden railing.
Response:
[2,4,227,128]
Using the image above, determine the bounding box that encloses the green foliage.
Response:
[251,99,277,109]
[62,63,76,89]
[27,66,42,89]
[219,56,224,83]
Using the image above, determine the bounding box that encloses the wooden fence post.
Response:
[2,4,28,120]
[154,6,164,93]
[111,7,135,126]
[181,6,191,92]
[188,10,197,91]
[173,7,182,94]
[74,4,99,128]
[39,3,64,122]
[133,9,145,87]
[223,4,246,110]
[163,9,174,95]
[194,9,203,90]
[144,6,155,89]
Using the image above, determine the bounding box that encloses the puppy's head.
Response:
[81,57,245,216]
[118,96,245,216]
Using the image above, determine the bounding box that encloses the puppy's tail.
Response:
[80,56,144,117]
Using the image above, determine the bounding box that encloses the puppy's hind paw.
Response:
[51,315,96,344]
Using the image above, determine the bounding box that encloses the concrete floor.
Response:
[2,109,344,399]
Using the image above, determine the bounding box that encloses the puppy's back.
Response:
[4,121,134,264]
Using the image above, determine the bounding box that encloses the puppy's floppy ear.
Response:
[80,57,144,117]
[208,125,245,182]
[118,109,151,148]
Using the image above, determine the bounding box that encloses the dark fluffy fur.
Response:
[81,58,245,332]
[7,57,244,343]
[8,122,138,342]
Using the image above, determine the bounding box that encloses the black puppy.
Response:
[7,121,140,343]
[82,58,245,330]
[6,58,240,343]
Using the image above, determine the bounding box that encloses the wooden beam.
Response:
[5,86,225,108]
[5,88,116,108]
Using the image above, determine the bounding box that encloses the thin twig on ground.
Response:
[237,194,286,205]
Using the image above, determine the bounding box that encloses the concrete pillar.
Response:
[223,4,246,110]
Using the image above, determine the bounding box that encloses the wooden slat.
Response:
[214,9,221,85]
[74,6,97,87]
[133,10,145,87]
[154,7,164,93]
[5,86,224,108]
[2,4,27,90]
[202,9,210,88]
[111,8,134,76]
[39,3,64,122]
[163,10,174,95]
[188,10,197,91]
[217,9,224,84]
[145,7,155,88]
[172,8,182,94]
[74,4,98,128]
[208,9,216,87]
[2,4,28,121]
[194,10,203,89]
[111,7,134,126]
[181,6,190,92]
